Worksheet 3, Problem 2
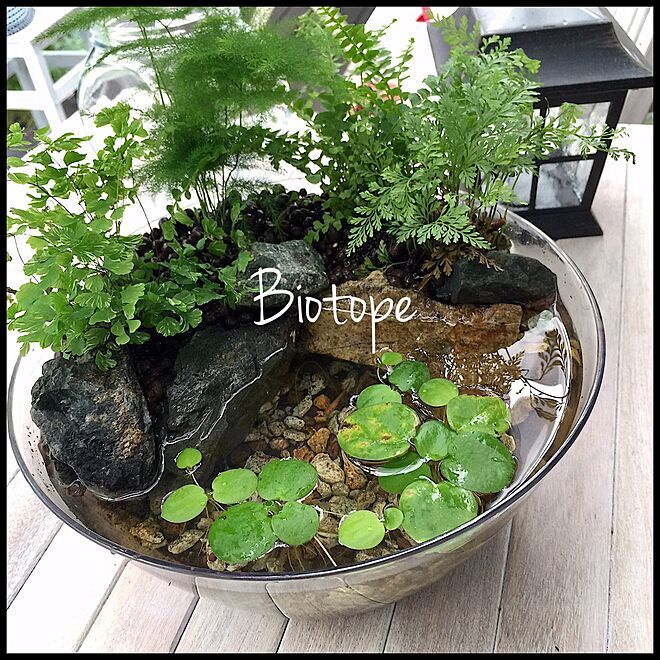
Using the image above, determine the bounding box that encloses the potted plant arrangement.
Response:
[7,8,631,614]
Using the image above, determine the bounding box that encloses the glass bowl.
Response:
[8,210,605,618]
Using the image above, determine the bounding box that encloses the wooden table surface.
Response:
[6,9,653,654]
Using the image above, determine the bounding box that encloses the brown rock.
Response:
[326,437,341,460]
[311,453,345,484]
[300,271,522,362]
[313,394,331,411]
[343,458,368,490]
[308,428,330,453]
[293,446,315,462]
[270,437,289,451]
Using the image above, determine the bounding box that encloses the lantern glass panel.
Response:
[508,171,532,207]
[535,160,594,209]
[546,102,611,157]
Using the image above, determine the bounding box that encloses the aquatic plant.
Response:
[335,352,517,546]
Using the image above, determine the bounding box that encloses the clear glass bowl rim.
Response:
[7,211,606,582]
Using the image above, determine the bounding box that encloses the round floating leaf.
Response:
[338,402,419,462]
[446,395,511,436]
[208,502,277,564]
[338,510,385,550]
[441,431,516,493]
[257,458,317,502]
[161,484,208,523]
[388,360,431,392]
[212,468,258,504]
[383,506,404,531]
[356,384,402,409]
[380,351,403,366]
[271,502,320,546]
[400,478,478,543]
[175,447,202,470]
[414,420,455,461]
[378,451,432,494]
[418,378,459,407]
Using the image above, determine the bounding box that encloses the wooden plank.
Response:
[6,526,125,652]
[278,605,394,653]
[176,602,286,653]
[6,473,62,606]
[494,151,627,653]
[385,524,511,653]
[608,124,653,652]
[78,563,198,653]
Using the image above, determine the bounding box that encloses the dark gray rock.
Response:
[31,351,157,498]
[238,240,328,309]
[433,252,557,306]
[165,318,295,481]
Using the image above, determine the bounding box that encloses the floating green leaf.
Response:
[271,502,320,546]
[388,360,430,392]
[212,468,258,504]
[161,484,208,523]
[418,378,459,407]
[378,451,432,494]
[399,478,478,543]
[356,384,402,409]
[379,351,403,366]
[414,420,455,461]
[441,431,516,493]
[257,458,317,502]
[446,395,511,436]
[208,502,277,564]
[383,506,404,531]
[338,402,419,462]
[338,510,385,550]
[175,447,202,470]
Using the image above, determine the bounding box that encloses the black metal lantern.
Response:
[428,7,653,239]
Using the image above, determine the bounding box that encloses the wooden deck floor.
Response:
[5,9,653,652]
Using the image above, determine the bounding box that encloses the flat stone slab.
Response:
[300,271,523,365]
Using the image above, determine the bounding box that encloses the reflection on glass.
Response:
[535,160,594,209]
[546,102,611,158]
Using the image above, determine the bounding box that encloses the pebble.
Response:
[129,520,167,549]
[331,482,350,496]
[226,562,248,572]
[167,529,204,554]
[248,439,269,452]
[313,394,331,410]
[318,514,339,534]
[292,395,313,417]
[327,413,340,435]
[311,453,345,484]
[281,449,291,458]
[244,451,272,474]
[283,429,307,443]
[270,437,288,451]
[355,547,391,562]
[316,480,332,498]
[371,500,387,519]
[207,556,227,571]
[337,406,354,424]
[266,552,286,572]
[284,415,305,430]
[326,437,341,460]
[349,489,361,499]
[268,421,286,436]
[197,517,213,531]
[293,446,315,462]
[325,495,353,516]
[308,427,330,453]
[356,490,377,510]
[502,432,516,452]
[258,400,274,415]
[245,430,262,444]
[308,373,326,396]
[343,458,368,490]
